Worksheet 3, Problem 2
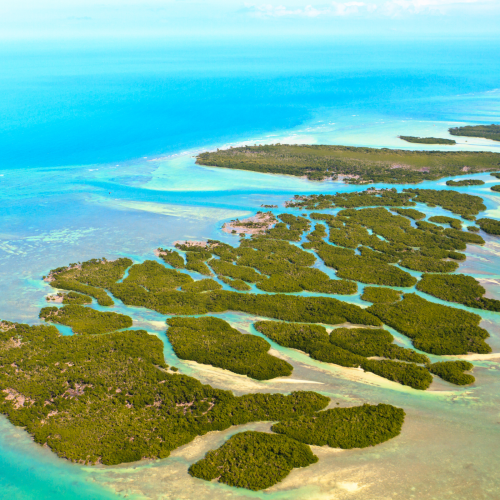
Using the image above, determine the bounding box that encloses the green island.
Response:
[399,136,456,145]
[254,321,432,389]
[416,274,500,311]
[446,179,485,187]
[167,316,293,380]
[188,431,318,491]
[196,144,499,183]
[476,218,500,235]
[449,124,500,142]
[491,184,500,192]
[0,321,330,465]
[272,403,405,448]
[190,403,405,490]
[428,360,475,385]
[428,215,462,229]
[368,293,491,355]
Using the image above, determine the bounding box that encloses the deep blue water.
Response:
[1,36,500,500]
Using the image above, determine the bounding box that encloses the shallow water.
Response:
[1,38,500,499]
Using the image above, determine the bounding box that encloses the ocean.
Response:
[1,36,500,499]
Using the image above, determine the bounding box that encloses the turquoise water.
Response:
[1,37,500,499]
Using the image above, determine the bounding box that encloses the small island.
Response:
[449,124,500,142]
[446,179,485,186]
[399,136,456,145]
[222,211,276,235]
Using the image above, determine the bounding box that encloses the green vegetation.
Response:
[329,327,428,363]
[48,280,114,307]
[368,293,491,355]
[476,218,500,235]
[289,188,486,218]
[491,172,500,179]
[48,292,92,305]
[361,287,402,303]
[290,189,415,210]
[47,258,132,306]
[0,321,329,465]
[491,185,500,192]
[416,274,500,311]
[254,321,431,389]
[167,317,292,380]
[404,189,486,217]
[118,260,193,292]
[278,213,311,233]
[272,403,405,449]
[47,258,132,288]
[158,249,185,268]
[446,179,485,187]
[428,216,462,229]
[196,144,499,183]
[189,431,318,491]
[399,136,456,145]
[111,286,381,325]
[256,267,357,294]
[62,292,92,304]
[391,208,426,220]
[265,222,303,241]
[208,237,357,295]
[209,259,262,283]
[39,305,132,335]
[185,252,212,275]
[181,279,222,293]
[218,276,252,291]
[428,360,475,385]
[310,243,417,287]
[399,254,459,273]
[449,124,500,142]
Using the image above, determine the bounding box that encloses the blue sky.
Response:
[2,0,499,39]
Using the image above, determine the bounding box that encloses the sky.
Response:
[1,0,500,39]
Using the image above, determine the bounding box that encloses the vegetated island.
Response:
[446,179,485,187]
[449,124,500,142]
[189,404,404,490]
[222,211,276,236]
[196,144,500,182]
[0,320,331,468]
[4,183,499,481]
[399,136,456,145]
